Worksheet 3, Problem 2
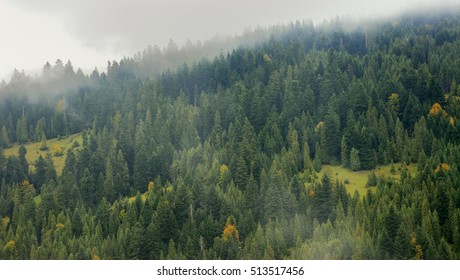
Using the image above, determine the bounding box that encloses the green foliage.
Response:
[350,148,361,171]
[39,134,48,151]
[0,11,460,260]
[1,126,11,148]
[313,174,334,224]
[366,171,377,187]
[341,136,349,168]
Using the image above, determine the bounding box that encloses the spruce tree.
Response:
[341,136,349,167]
[350,147,361,171]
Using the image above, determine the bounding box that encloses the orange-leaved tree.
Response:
[429,103,448,118]
[434,163,450,175]
[222,215,239,241]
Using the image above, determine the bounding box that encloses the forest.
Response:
[1,11,460,259]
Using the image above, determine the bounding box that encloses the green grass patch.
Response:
[315,163,417,197]
[3,133,82,175]
[127,193,148,204]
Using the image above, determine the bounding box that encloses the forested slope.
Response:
[1,12,460,259]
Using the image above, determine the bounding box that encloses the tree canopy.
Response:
[1,11,460,259]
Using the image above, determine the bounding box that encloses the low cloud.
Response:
[10,0,456,54]
[1,0,457,81]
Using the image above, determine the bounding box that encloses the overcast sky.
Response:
[0,0,457,81]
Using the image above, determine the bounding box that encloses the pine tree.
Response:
[80,168,96,208]
[113,150,130,197]
[127,222,145,259]
[18,145,28,176]
[350,147,361,171]
[39,132,48,151]
[156,199,178,245]
[323,104,341,162]
[33,156,47,191]
[16,115,28,144]
[341,136,349,167]
[314,174,334,224]
[1,126,11,147]
[359,128,376,169]
[234,155,248,188]
[394,224,411,259]
[287,124,301,171]
[134,144,150,192]
[245,224,265,259]
[143,221,162,259]
[313,142,322,172]
[103,160,115,202]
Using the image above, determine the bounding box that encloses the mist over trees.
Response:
[1,11,460,259]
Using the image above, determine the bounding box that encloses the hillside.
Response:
[3,133,82,175]
[1,11,460,260]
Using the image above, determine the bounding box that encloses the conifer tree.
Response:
[341,136,349,168]
[350,147,361,171]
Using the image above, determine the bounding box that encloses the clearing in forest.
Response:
[316,163,418,197]
[3,133,82,175]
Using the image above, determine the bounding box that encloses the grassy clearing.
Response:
[315,162,417,197]
[317,165,374,197]
[3,133,82,175]
[127,193,147,204]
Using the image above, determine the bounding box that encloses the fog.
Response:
[0,0,458,81]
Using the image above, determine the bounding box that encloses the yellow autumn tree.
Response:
[429,103,448,118]
[1,216,9,230]
[21,179,32,188]
[91,248,101,260]
[410,233,423,260]
[315,121,325,132]
[56,223,65,230]
[163,184,174,194]
[434,163,450,175]
[220,164,229,175]
[450,116,455,126]
[53,143,63,157]
[429,103,442,116]
[118,209,126,220]
[263,53,273,63]
[2,240,17,259]
[219,164,230,186]
[147,181,155,192]
[20,179,34,192]
[222,215,239,241]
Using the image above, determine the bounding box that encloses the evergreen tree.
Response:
[18,145,28,177]
[341,136,349,168]
[80,168,96,208]
[323,104,341,162]
[350,147,361,171]
[33,156,47,191]
[314,174,335,224]
[1,126,11,147]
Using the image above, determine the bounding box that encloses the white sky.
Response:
[0,0,457,81]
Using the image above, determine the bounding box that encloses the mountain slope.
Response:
[0,11,460,259]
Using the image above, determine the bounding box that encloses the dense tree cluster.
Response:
[1,12,460,259]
